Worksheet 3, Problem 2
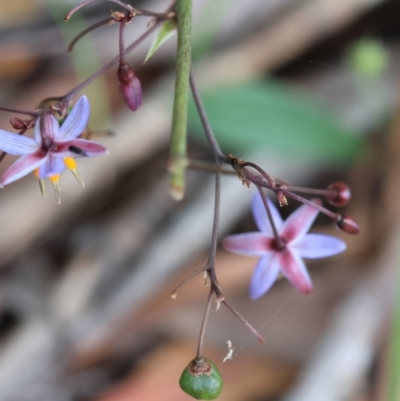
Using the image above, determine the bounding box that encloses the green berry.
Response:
[179,357,223,400]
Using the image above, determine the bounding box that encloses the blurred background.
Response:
[0,0,399,400]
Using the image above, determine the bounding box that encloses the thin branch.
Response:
[207,169,221,266]
[222,299,265,343]
[68,17,113,52]
[0,107,40,117]
[196,289,214,359]
[187,159,236,175]
[189,69,228,164]
[64,0,132,21]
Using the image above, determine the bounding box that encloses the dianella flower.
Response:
[0,95,107,203]
[223,193,346,299]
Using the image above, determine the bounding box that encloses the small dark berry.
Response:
[335,214,360,235]
[326,182,351,207]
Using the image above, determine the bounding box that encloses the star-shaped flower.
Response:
[0,96,107,202]
[223,193,346,299]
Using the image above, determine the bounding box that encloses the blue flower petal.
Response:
[0,130,38,155]
[38,156,65,178]
[278,250,313,295]
[57,96,90,141]
[294,233,346,259]
[252,192,283,235]
[223,232,273,256]
[1,153,47,186]
[249,253,279,300]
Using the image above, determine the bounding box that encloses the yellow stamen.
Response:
[64,157,77,169]
[38,179,46,197]
[34,168,46,197]
[64,157,85,188]
[49,174,61,204]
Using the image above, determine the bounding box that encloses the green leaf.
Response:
[144,19,177,64]
[188,80,363,165]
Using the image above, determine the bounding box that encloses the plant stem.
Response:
[119,19,127,64]
[196,288,214,360]
[207,169,221,266]
[222,299,265,343]
[189,69,227,163]
[188,159,236,175]
[168,0,192,201]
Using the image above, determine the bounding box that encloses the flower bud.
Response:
[10,117,27,130]
[179,357,223,400]
[335,214,360,235]
[326,182,351,207]
[117,62,142,111]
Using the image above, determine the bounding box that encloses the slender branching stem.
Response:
[196,288,214,360]
[189,69,228,164]
[171,266,207,298]
[188,159,237,175]
[0,108,40,117]
[240,162,275,188]
[68,17,113,52]
[65,0,133,20]
[284,190,337,220]
[119,18,127,64]
[207,169,221,266]
[222,299,265,343]
[284,185,336,197]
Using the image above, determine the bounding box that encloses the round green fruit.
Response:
[179,357,223,400]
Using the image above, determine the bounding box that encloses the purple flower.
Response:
[0,96,107,202]
[223,193,346,299]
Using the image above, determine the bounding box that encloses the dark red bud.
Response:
[326,182,351,207]
[117,63,142,111]
[10,117,27,130]
[335,214,360,235]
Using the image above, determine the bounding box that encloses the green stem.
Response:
[168,0,192,201]
[388,253,400,401]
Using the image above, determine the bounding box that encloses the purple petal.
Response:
[249,253,280,300]
[52,139,108,158]
[294,233,346,259]
[0,153,47,186]
[0,130,38,155]
[280,198,321,244]
[252,192,283,234]
[277,249,313,295]
[41,114,60,141]
[38,155,65,178]
[34,118,41,144]
[223,233,273,256]
[58,96,90,141]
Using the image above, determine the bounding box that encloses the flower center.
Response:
[271,237,287,252]
[41,137,57,152]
